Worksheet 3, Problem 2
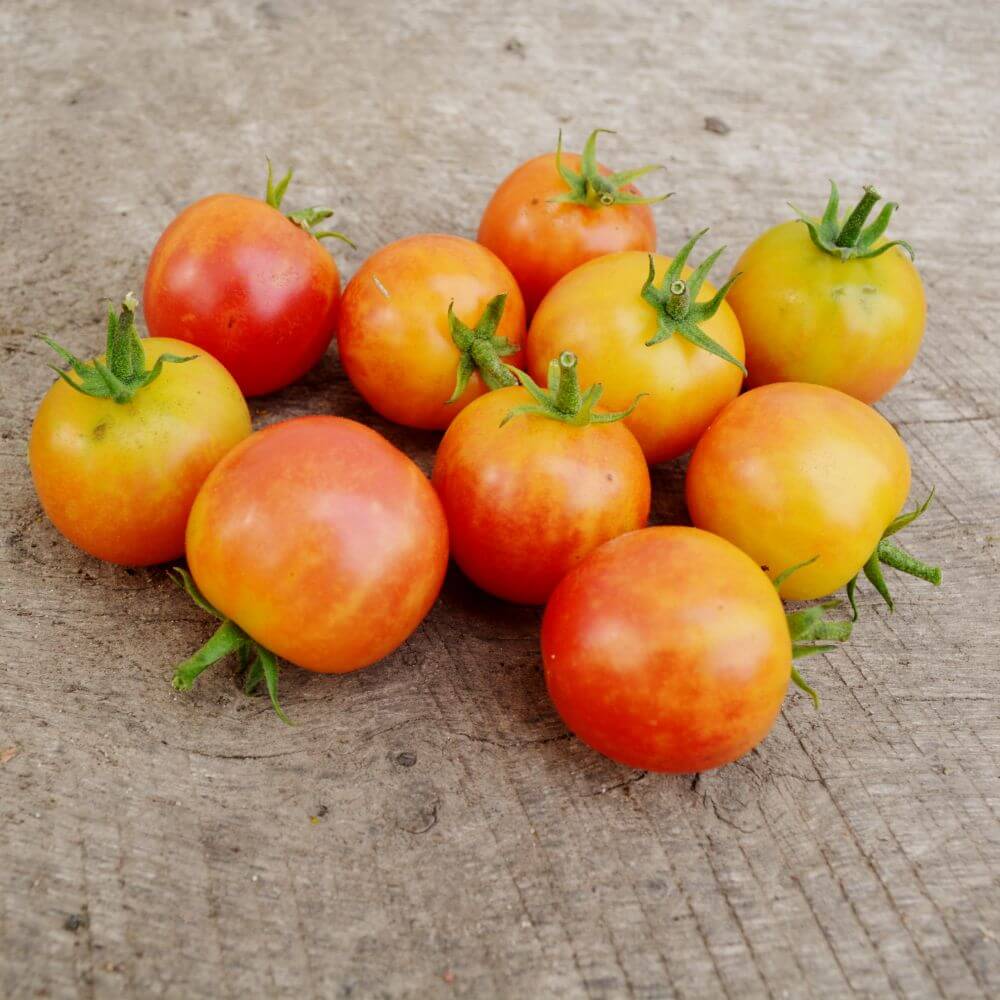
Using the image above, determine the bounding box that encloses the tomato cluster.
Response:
[29,139,940,773]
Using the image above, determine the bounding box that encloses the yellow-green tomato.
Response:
[728,185,925,403]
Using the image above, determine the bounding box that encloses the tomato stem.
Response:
[501,353,645,428]
[264,159,355,249]
[790,181,915,261]
[846,489,941,619]
[550,129,670,209]
[446,293,520,404]
[39,293,196,403]
[168,568,293,724]
[639,234,747,375]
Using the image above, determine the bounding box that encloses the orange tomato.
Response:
[29,297,250,566]
[542,527,792,772]
[338,234,525,429]
[527,241,745,464]
[478,129,664,314]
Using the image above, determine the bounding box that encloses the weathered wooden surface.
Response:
[2,1,998,997]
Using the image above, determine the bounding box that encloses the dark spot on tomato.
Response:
[530,197,540,206]
[606,473,615,482]
[93,422,108,440]
[761,564,769,572]
[227,316,236,329]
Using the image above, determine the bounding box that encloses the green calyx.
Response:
[639,231,747,375]
[40,293,195,404]
[774,556,854,708]
[265,159,355,248]
[846,489,941,620]
[446,293,520,403]
[551,128,670,209]
[790,181,915,261]
[169,568,292,725]
[500,351,645,428]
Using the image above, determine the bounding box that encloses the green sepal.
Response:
[790,181,915,262]
[639,234,747,375]
[773,559,854,710]
[168,568,294,725]
[501,352,645,428]
[40,293,196,404]
[264,159,355,248]
[550,129,670,209]
[445,293,520,403]
[845,489,941,620]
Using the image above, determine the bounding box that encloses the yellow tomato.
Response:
[527,244,745,464]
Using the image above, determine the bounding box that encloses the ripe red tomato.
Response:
[527,233,745,464]
[172,415,449,719]
[29,295,250,566]
[542,527,793,772]
[432,352,650,603]
[338,234,526,429]
[144,163,351,396]
[686,382,940,608]
[728,183,925,402]
[478,129,666,315]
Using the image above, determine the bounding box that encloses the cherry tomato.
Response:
[29,295,250,567]
[173,415,449,719]
[728,183,925,402]
[432,352,650,604]
[527,233,745,464]
[478,129,665,315]
[686,382,940,605]
[144,163,351,396]
[542,526,793,773]
[338,234,526,430]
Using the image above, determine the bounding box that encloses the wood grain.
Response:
[1,1,998,997]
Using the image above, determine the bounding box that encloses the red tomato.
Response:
[143,163,350,396]
[29,295,250,566]
[175,416,448,707]
[542,527,793,773]
[338,234,526,429]
[478,129,665,315]
[432,352,650,603]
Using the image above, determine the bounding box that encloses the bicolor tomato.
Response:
[727,182,925,402]
[478,129,666,315]
[527,232,745,464]
[171,415,449,720]
[686,382,940,611]
[144,162,351,396]
[432,352,650,604]
[29,294,250,566]
[542,526,850,773]
[338,234,526,430]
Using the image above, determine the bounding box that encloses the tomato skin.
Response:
[527,252,745,464]
[432,387,650,604]
[29,339,250,566]
[186,415,448,673]
[337,235,525,430]
[728,221,926,402]
[686,382,911,600]
[478,153,656,315]
[542,527,792,773]
[143,194,341,396]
